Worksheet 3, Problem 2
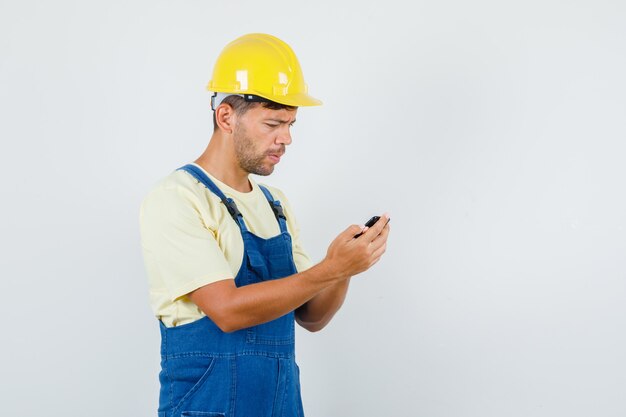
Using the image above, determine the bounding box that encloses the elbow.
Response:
[215,320,238,333]
[296,316,327,333]
[213,317,245,333]
[206,308,243,334]
[188,279,245,333]
[304,323,325,333]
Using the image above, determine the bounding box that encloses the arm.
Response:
[189,261,344,333]
[296,215,389,332]
[294,216,391,332]
[189,216,390,333]
[294,277,351,332]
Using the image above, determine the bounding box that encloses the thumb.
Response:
[342,224,366,239]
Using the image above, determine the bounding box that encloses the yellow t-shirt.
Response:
[140,163,313,327]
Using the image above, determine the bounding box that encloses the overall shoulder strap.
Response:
[258,185,289,234]
[177,164,247,230]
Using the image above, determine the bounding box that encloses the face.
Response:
[232,105,297,176]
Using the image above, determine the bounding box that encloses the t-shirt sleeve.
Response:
[140,184,234,301]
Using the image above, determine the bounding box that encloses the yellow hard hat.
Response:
[207,33,322,107]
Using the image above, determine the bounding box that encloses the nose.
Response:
[276,125,292,146]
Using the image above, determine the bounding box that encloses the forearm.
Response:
[295,277,351,332]
[191,218,390,333]
[193,261,342,332]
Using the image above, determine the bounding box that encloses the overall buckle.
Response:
[271,202,286,220]
[223,198,242,219]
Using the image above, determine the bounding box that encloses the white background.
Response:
[1,0,626,416]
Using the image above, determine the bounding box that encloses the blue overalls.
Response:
[157,164,305,417]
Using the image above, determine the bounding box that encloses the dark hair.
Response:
[212,95,296,130]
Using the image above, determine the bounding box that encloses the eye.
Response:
[265,123,279,128]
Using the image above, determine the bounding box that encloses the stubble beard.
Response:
[233,123,274,176]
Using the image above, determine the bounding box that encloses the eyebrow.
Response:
[266,118,296,124]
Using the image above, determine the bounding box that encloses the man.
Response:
[140,33,390,417]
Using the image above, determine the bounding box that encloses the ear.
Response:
[215,104,236,134]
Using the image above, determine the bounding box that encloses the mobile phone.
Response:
[354,216,382,238]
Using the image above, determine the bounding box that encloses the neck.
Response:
[194,132,252,193]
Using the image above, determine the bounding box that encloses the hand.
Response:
[321,213,391,279]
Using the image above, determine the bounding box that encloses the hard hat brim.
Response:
[208,87,322,107]
[268,92,322,107]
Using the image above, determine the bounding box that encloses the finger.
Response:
[370,241,387,259]
[371,222,390,244]
[369,234,387,253]
[368,255,382,268]
[369,243,388,266]
[344,224,366,240]
[363,213,390,241]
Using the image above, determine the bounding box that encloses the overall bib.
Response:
[157,164,305,417]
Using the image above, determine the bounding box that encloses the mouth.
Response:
[267,152,284,163]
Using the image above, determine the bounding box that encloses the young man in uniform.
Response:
[140,33,390,417]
